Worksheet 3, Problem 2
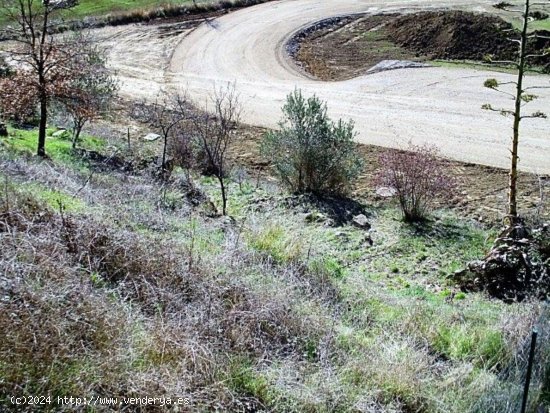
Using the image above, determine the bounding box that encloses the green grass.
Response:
[2,126,105,168]
[22,183,86,212]
[0,0,198,25]
[493,1,550,31]
[431,60,520,74]
[432,59,549,75]
[247,224,303,264]
[63,0,191,17]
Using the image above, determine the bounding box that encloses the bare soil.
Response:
[387,11,516,61]
[293,14,423,81]
[294,10,550,82]
[223,123,549,226]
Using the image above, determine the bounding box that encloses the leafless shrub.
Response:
[132,91,192,180]
[192,84,241,215]
[377,142,455,222]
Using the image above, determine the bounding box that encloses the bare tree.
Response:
[133,91,191,180]
[192,85,241,216]
[55,36,119,149]
[483,0,549,224]
[0,0,89,156]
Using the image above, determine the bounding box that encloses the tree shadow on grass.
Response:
[283,193,370,227]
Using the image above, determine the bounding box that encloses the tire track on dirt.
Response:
[106,0,550,173]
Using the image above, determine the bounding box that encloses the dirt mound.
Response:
[386,11,516,61]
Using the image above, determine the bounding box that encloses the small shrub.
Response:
[377,143,455,222]
[261,89,363,195]
[493,2,513,10]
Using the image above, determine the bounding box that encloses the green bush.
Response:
[261,89,363,195]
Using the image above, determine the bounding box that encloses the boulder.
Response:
[367,60,430,75]
[352,214,370,229]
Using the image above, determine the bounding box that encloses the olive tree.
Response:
[261,89,363,195]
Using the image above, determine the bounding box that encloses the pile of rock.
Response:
[457,221,550,302]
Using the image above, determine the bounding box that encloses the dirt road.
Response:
[105,0,550,173]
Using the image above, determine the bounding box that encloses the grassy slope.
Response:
[61,0,195,19]
[495,1,550,31]
[0,0,221,26]
[0,127,543,412]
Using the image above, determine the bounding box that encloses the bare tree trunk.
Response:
[162,134,168,170]
[509,0,530,222]
[72,123,83,149]
[38,93,47,157]
[218,175,227,215]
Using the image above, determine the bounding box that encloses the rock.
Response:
[143,133,161,142]
[352,214,370,229]
[51,0,79,9]
[367,60,430,75]
[376,186,397,198]
[221,215,236,226]
[363,234,374,246]
[335,231,350,242]
[324,218,336,227]
[52,129,69,138]
[0,123,7,137]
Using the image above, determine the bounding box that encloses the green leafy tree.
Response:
[262,89,363,195]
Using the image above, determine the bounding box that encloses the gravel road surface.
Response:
[105,0,550,173]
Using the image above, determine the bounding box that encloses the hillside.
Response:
[0,115,547,411]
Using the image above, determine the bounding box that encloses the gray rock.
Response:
[367,60,431,75]
[376,186,397,198]
[52,129,69,138]
[324,218,336,227]
[363,234,374,246]
[143,133,161,142]
[352,214,370,229]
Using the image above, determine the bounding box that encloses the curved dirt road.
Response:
[106,0,550,173]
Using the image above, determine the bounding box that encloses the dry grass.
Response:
[0,165,326,410]
[0,128,545,412]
